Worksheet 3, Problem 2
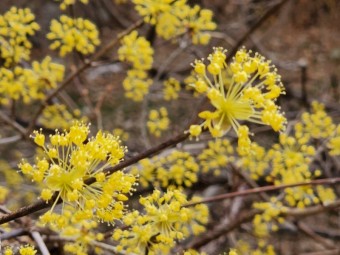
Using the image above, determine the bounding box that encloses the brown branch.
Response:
[0,110,26,136]
[182,211,257,251]
[0,131,189,225]
[226,0,290,59]
[284,199,340,218]
[26,19,144,136]
[184,178,340,207]
[296,222,336,250]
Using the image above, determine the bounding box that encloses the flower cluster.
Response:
[0,185,9,203]
[123,69,153,101]
[118,31,154,70]
[39,207,104,255]
[4,245,37,255]
[198,138,234,175]
[189,47,286,153]
[238,142,270,180]
[133,0,216,44]
[131,149,199,188]
[19,122,137,224]
[112,189,208,254]
[328,129,340,155]
[298,102,340,156]
[233,103,338,252]
[299,101,335,139]
[0,7,40,67]
[118,31,154,101]
[112,128,129,142]
[252,198,287,238]
[163,77,181,101]
[40,104,87,130]
[47,15,100,56]
[147,107,170,137]
[234,240,275,255]
[0,56,64,105]
[56,0,89,10]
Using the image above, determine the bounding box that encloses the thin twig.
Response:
[284,199,340,218]
[0,131,189,225]
[226,0,290,59]
[31,231,51,255]
[296,222,336,250]
[182,211,257,251]
[26,19,144,136]
[0,110,26,136]
[0,135,21,145]
[184,178,340,207]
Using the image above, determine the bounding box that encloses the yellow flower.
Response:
[131,150,199,188]
[0,185,9,202]
[0,7,40,67]
[123,69,153,102]
[19,245,37,255]
[299,101,335,139]
[47,15,100,56]
[253,198,287,238]
[19,122,136,224]
[40,206,105,255]
[39,104,87,130]
[147,107,170,137]
[189,47,286,141]
[198,138,234,175]
[133,0,216,44]
[0,57,64,105]
[113,189,209,254]
[157,4,216,44]
[118,30,154,70]
[163,77,181,101]
[4,247,13,255]
[132,0,186,24]
[57,0,89,10]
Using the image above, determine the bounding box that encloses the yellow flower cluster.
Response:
[189,48,286,154]
[47,15,100,56]
[238,120,335,208]
[163,77,181,101]
[131,149,199,188]
[133,0,216,44]
[235,240,275,255]
[112,128,129,142]
[118,31,154,70]
[119,31,154,101]
[328,128,340,155]
[253,197,287,238]
[4,245,37,255]
[238,142,270,180]
[184,249,237,255]
[123,69,153,101]
[270,132,335,208]
[0,160,23,187]
[112,189,208,254]
[183,249,207,255]
[39,207,104,255]
[0,185,9,203]
[0,7,40,67]
[198,138,234,175]
[299,101,335,139]
[147,107,170,137]
[189,47,286,149]
[19,122,137,224]
[40,104,87,130]
[298,101,340,156]
[0,56,64,105]
[57,0,89,10]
